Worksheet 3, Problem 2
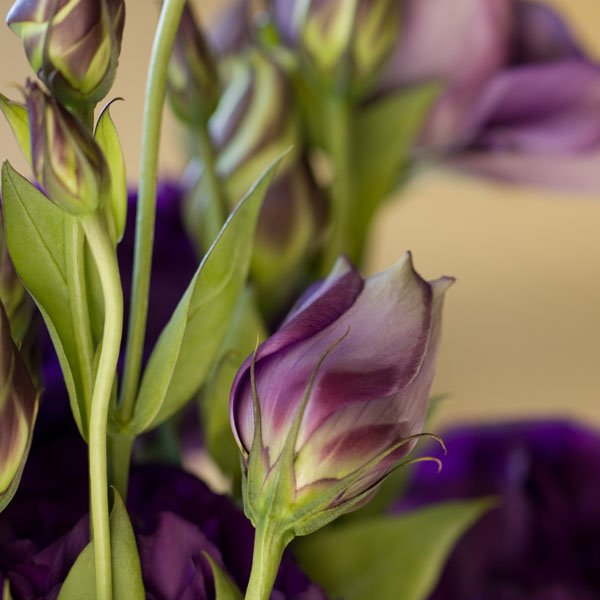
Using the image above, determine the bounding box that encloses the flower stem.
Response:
[320,94,353,275]
[244,519,287,600]
[64,215,94,422]
[81,213,124,600]
[119,0,186,424]
[196,117,228,249]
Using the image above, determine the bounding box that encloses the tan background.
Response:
[0,0,598,430]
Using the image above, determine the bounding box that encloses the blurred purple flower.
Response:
[384,1,600,191]
[0,433,326,599]
[231,253,452,518]
[394,421,600,600]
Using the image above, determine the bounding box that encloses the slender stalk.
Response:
[81,213,124,600]
[319,95,353,275]
[196,117,228,249]
[244,519,287,600]
[119,0,187,423]
[64,215,94,421]
[108,432,134,500]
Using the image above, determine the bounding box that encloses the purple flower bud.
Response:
[230,252,452,533]
[167,2,220,125]
[274,0,401,96]
[6,0,125,104]
[26,81,110,214]
[0,301,38,512]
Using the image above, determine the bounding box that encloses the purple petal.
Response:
[513,1,584,63]
[460,61,600,154]
[230,256,364,454]
[380,0,513,147]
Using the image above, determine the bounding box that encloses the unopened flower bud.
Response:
[231,253,452,537]
[7,0,125,104]
[0,300,38,512]
[167,2,220,125]
[275,0,400,95]
[0,213,34,344]
[27,81,110,214]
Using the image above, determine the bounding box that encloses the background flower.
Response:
[394,421,600,600]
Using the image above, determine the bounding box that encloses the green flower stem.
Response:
[108,432,134,500]
[64,215,94,421]
[244,519,287,600]
[81,212,124,600]
[119,0,187,424]
[196,117,228,248]
[320,94,353,275]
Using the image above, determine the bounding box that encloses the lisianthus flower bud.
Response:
[230,252,452,536]
[274,0,401,96]
[167,2,220,125]
[6,0,125,104]
[0,301,38,512]
[26,81,110,214]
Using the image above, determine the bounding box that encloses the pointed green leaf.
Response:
[3,579,14,600]
[130,158,280,434]
[0,94,31,166]
[203,553,243,600]
[294,498,493,600]
[94,102,127,244]
[58,489,144,600]
[1,161,88,436]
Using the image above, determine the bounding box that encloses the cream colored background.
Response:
[0,0,598,430]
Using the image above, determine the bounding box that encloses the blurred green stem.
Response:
[320,95,353,275]
[81,213,124,600]
[196,117,228,248]
[244,519,287,600]
[119,0,186,423]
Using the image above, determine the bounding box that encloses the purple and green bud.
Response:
[26,81,110,214]
[0,213,34,344]
[230,252,452,537]
[0,300,38,512]
[167,2,220,125]
[6,0,125,104]
[275,0,401,96]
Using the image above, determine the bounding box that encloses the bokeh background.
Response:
[0,0,598,430]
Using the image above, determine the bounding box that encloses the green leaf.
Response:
[0,94,31,166]
[202,287,265,488]
[203,552,243,600]
[1,161,88,436]
[94,101,127,244]
[294,498,493,600]
[3,579,14,600]
[130,158,280,434]
[58,489,144,600]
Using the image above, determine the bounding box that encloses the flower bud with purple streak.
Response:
[0,301,38,513]
[6,0,125,105]
[167,2,220,125]
[230,252,452,538]
[26,81,110,214]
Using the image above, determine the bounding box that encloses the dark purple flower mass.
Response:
[0,430,326,599]
[394,421,600,600]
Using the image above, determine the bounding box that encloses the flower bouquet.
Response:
[0,1,599,599]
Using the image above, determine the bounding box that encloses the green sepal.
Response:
[94,101,127,244]
[1,161,88,437]
[202,287,265,490]
[294,498,494,600]
[129,157,282,434]
[203,552,243,600]
[58,489,145,600]
[3,579,14,600]
[0,94,31,167]
[0,393,39,514]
